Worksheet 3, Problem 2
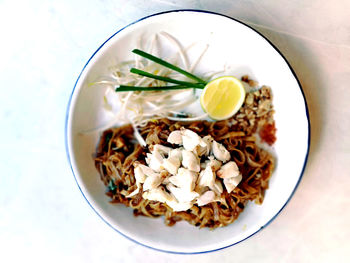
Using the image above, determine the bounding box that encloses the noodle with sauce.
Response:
[94,80,276,229]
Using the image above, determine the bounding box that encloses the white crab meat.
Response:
[197,190,216,206]
[137,128,242,210]
[212,179,224,194]
[167,130,183,145]
[147,149,164,172]
[167,183,199,203]
[125,188,139,198]
[168,167,197,191]
[163,159,179,175]
[169,148,182,160]
[195,135,213,156]
[142,187,174,203]
[212,141,231,162]
[137,163,159,177]
[163,149,182,175]
[181,128,206,151]
[152,144,172,156]
[166,199,193,212]
[217,161,240,179]
[134,165,146,183]
[143,174,163,191]
[145,153,151,165]
[223,174,242,193]
[125,165,146,198]
[206,156,222,172]
[197,165,215,189]
[181,150,200,172]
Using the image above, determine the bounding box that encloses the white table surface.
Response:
[1,0,349,262]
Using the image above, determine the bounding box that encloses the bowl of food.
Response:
[65,10,310,254]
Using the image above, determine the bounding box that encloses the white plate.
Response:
[65,10,310,254]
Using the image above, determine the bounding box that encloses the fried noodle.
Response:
[94,80,276,229]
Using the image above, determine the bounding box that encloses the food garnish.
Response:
[200,76,246,120]
[115,49,246,121]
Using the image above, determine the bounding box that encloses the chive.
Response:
[116,85,197,92]
[132,49,207,84]
[130,68,205,88]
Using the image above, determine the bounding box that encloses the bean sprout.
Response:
[86,32,213,145]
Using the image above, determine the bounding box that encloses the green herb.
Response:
[114,49,208,93]
[132,49,206,84]
[130,68,205,89]
[108,179,116,192]
[116,84,194,92]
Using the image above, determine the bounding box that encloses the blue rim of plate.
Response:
[65,9,311,254]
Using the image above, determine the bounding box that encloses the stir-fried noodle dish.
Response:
[92,33,277,229]
[94,81,276,229]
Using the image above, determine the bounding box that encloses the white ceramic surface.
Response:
[2,0,350,262]
[67,10,309,253]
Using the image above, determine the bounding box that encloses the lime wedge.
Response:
[200,76,246,120]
